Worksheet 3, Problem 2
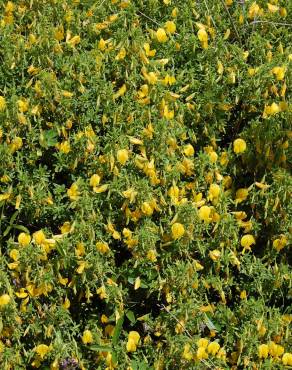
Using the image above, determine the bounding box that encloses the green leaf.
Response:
[43,129,58,147]
[89,345,112,352]
[112,314,124,346]
[12,225,30,234]
[126,310,136,324]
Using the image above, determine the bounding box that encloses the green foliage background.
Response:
[0,0,291,369]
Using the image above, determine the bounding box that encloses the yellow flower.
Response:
[117,149,129,165]
[197,338,209,348]
[233,138,247,154]
[208,151,218,163]
[235,188,249,203]
[197,28,208,49]
[272,66,286,81]
[240,234,255,250]
[156,28,168,43]
[267,3,279,13]
[143,43,156,57]
[263,102,280,118]
[198,206,211,222]
[96,241,110,254]
[0,96,6,111]
[258,344,269,359]
[10,137,23,152]
[89,174,101,187]
[183,144,195,156]
[9,249,19,261]
[82,329,93,344]
[59,141,71,154]
[113,84,127,99]
[18,232,31,247]
[240,290,247,299]
[282,353,292,366]
[34,344,51,359]
[209,249,221,262]
[248,2,261,19]
[67,183,80,201]
[147,249,157,262]
[0,294,11,306]
[164,21,176,34]
[134,277,141,290]
[208,184,220,200]
[115,47,126,60]
[17,98,29,112]
[126,331,140,352]
[273,236,287,252]
[182,343,193,360]
[67,35,81,47]
[33,230,46,245]
[207,341,220,355]
[197,346,208,360]
[141,201,153,216]
[171,222,185,240]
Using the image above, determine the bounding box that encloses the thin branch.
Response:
[249,20,292,27]
[203,0,218,31]
[219,0,241,42]
[137,10,180,36]
[137,10,161,27]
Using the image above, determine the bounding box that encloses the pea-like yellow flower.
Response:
[273,236,287,252]
[147,249,157,262]
[267,3,279,13]
[182,343,193,360]
[197,28,208,49]
[82,329,93,344]
[96,241,110,254]
[197,338,209,348]
[208,184,220,200]
[18,232,31,247]
[207,341,220,355]
[34,344,51,359]
[89,174,101,187]
[0,294,11,306]
[233,138,247,154]
[197,346,208,360]
[282,353,292,366]
[198,206,211,222]
[164,21,176,34]
[272,66,286,81]
[0,96,6,111]
[183,144,195,156]
[117,149,129,165]
[235,188,249,203]
[156,28,168,43]
[126,331,140,352]
[240,234,255,250]
[141,201,153,216]
[209,249,221,262]
[171,222,185,240]
[33,230,46,245]
[134,277,141,290]
[258,344,269,359]
[59,141,71,154]
[67,183,80,201]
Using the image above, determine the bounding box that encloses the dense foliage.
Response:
[0,0,291,369]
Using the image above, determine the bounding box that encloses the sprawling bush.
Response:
[0,0,291,369]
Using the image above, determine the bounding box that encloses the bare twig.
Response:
[249,20,292,27]
[137,10,161,27]
[219,0,241,42]
[137,10,180,36]
[203,0,218,31]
